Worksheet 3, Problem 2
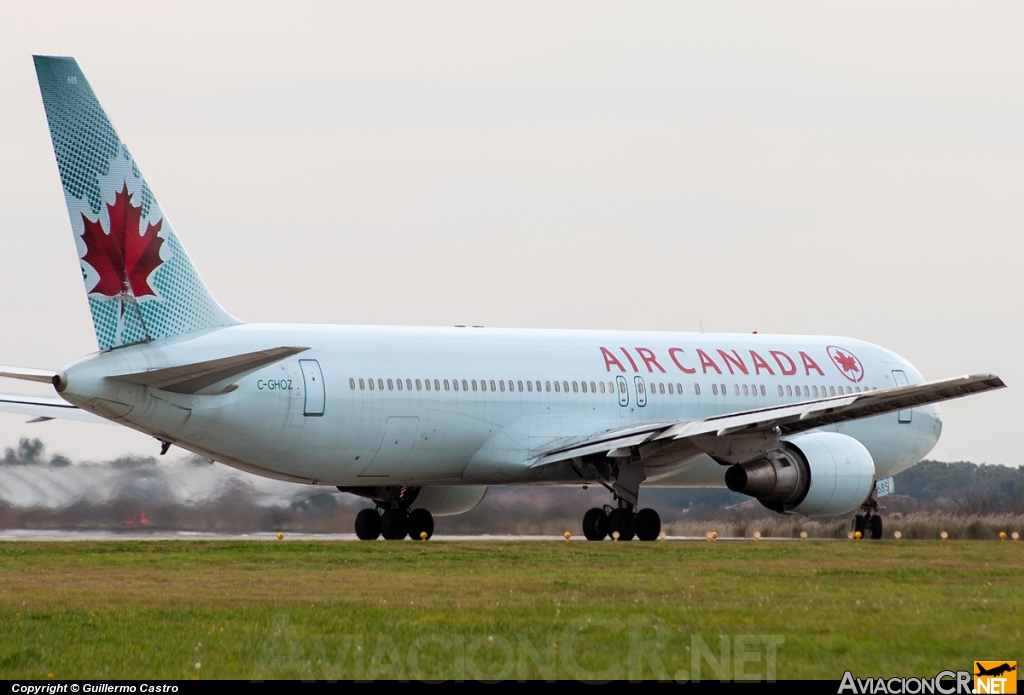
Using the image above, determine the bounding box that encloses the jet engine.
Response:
[724,432,875,516]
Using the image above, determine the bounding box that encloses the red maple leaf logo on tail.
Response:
[80,182,164,298]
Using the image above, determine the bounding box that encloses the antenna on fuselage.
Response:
[699,320,706,334]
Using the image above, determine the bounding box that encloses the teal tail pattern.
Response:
[34,55,240,350]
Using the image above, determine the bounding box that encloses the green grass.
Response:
[0,540,1020,680]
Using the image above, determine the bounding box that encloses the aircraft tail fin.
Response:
[33,55,240,350]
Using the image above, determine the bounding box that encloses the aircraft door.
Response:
[616,375,629,407]
[891,370,912,423]
[634,376,647,407]
[299,359,325,416]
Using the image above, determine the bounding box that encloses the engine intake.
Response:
[725,432,876,516]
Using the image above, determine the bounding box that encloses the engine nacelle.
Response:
[725,432,875,516]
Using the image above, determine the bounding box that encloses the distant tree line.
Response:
[1,438,1022,534]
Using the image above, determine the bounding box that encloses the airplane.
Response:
[0,55,1006,542]
[975,664,1016,678]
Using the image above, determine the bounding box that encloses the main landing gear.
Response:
[578,460,661,541]
[583,505,661,541]
[355,507,434,541]
[852,494,883,540]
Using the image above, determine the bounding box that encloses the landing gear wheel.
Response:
[869,514,883,540]
[582,508,609,541]
[608,508,636,541]
[407,508,434,540]
[853,514,866,538]
[354,508,381,540]
[635,508,661,541]
[381,509,408,540]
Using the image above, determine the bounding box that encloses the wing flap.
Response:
[109,346,309,394]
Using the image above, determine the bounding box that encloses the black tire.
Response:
[354,508,381,541]
[869,515,883,540]
[582,508,608,541]
[853,514,866,537]
[608,508,636,541]
[381,509,408,540]
[635,508,661,541]
[407,508,434,540]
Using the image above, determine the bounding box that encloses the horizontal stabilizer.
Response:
[0,393,110,424]
[533,373,1005,467]
[109,346,309,394]
[0,366,58,384]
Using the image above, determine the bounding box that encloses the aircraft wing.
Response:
[532,373,1005,467]
[0,393,111,424]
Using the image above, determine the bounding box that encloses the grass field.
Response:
[0,539,1020,681]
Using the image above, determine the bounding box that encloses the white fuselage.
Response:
[57,325,942,491]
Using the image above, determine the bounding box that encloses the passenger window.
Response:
[803,386,809,397]
[526,380,533,392]
[359,378,365,390]
[487,380,494,391]
[590,381,596,393]
[499,381,505,392]
[743,385,749,396]
[434,379,441,391]
[461,379,468,391]
[349,378,355,390]
[452,379,459,392]
[535,381,542,392]
[785,385,791,396]
[712,383,718,396]
[545,381,551,392]
[563,381,569,393]
[618,381,625,394]
[581,381,587,393]
[407,379,413,391]
[385,379,392,390]
[811,386,817,397]
[599,382,606,394]
[778,385,784,396]
[518,380,524,392]
[376,378,382,391]
[677,383,683,394]
[694,384,701,395]
[829,386,835,396]
[441,379,447,391]
[720,384,726,395]
[760,385,765,396]
[369,378,375,391]
[667,383,674,395]
[734,384,740,396]
[572,381,578,393]
[659,383,665,395]
[396,379,403,391]
[554,381,560,393]
[415,379,421,390]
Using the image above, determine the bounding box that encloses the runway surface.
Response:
[0,529,816,542]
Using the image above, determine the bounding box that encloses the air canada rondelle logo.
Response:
[80,181,165,301]
[827,345,865,383]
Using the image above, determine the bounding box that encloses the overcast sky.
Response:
[0,1,1021,467]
